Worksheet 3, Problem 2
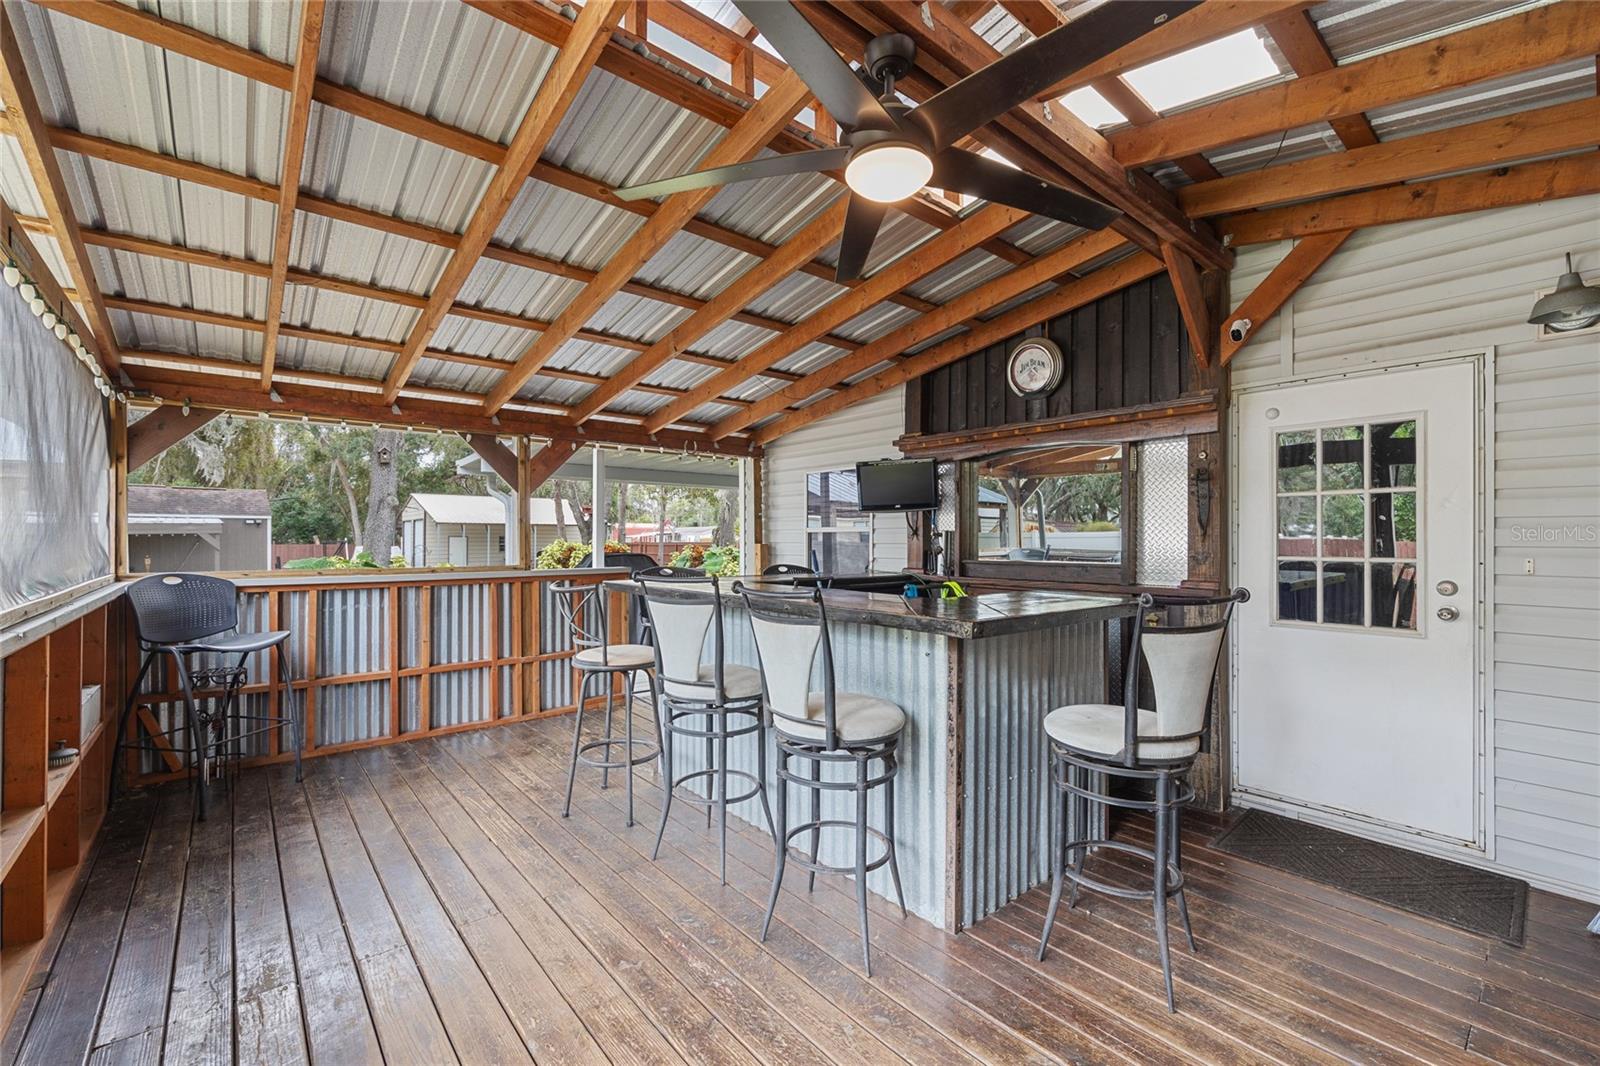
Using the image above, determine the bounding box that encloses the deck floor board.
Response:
[5,713,1596,1066]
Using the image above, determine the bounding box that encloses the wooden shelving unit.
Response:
[1,600,123,1033]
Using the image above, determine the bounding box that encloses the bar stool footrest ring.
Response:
[665,766,766,808]
[781,819,895,877]
[575,736,662,771]
[1060,838,1185,900]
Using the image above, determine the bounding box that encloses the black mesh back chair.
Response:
[761,563,815,578]
[735,582,907,976]
[1036,588,1249,1011]
[550,581,660,827]
[637,566,771,884]
[115,573,303,819]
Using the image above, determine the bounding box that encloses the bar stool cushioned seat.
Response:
[663,662,764,701]
[1044,705,1201,762]
[778,693,906,746]
[574,642,655,669]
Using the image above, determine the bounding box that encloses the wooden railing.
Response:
[123,569,629,782]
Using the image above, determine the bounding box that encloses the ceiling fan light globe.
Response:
[845,142,932,203]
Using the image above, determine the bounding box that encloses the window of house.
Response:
[973,445,1124,567]
[806,469,873,574]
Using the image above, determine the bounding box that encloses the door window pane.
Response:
[1371,562,1419,630]
[1277,497,1316,556]
[1277,562,1317,622]
[1321,562,1364,625]
[1320,495,1363,558]
[1276,431,1315,492]
[1370,492,1417,559]
[1320,426,1364,489]
[1371,421,1417,488]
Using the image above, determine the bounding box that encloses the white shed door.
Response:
[1235,360,1480,846]
[447,535,468,568]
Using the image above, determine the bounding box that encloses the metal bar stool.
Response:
[735,582,907,975]
[1037,588,1249,1011]
[637,567,772,883]
[551,581,660,827]
[114,573,303,820]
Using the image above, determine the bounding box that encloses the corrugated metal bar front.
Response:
[961,622,1107,928]
[662,602,950,926]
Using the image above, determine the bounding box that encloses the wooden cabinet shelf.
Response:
[1,597,124,1036]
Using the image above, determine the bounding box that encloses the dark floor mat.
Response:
[1211,809,1527,945]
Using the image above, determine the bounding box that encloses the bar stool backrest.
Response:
[1121,589,1250,765]
[636,568,727,703]
[735,583,839,750]
[127,573,239,647]
[550,582,610,667]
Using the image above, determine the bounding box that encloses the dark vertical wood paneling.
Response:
[1096,289,1124,411]
[1123,281,1152,407]
[913,274,1205,436]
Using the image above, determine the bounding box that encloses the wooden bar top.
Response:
[606,574,1136,639]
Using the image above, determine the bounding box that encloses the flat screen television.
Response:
[856,458,939,512]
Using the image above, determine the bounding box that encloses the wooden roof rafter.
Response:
[0,5,122,371]
[258,0,324,389]
[380,0,627,403]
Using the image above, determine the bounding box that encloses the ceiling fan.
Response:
[613,0,1198,282]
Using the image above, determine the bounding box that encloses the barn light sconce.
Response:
[1529,253,1600,333]
[1192,465,1213,534]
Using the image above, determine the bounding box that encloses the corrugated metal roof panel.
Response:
[284,281,416,342]
[585,291,691,342]
[634,230,755,301]
[408,356,499,396]
[458,256,585,322]
[497,178,644,273]
[745,270,843,323]
[115,307,259,362]
[431,314,535,361]
[1311,0,1543,63]
[543,69,722,189]
[1365,58,1595,138]
[278,334,392,380]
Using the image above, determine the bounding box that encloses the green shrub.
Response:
[536,538,628,569]
[389,554,408,568]
[1077,521,1120,532]
[669,543,740,576]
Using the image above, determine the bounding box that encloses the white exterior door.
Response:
[1234,360,1482,846]
[447,534,468,568]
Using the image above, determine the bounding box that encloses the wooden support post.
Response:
[1219,230,1353,364]
[111,401,130,576]
[516,437,534,570]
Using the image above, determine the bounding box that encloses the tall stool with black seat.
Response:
[551,581,660,827]
[736,582,907,975]
[637,567,771,883]
[114,573,303,819]
[1036,589,1249,1010]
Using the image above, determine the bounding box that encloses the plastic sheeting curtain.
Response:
[0,278,110,620]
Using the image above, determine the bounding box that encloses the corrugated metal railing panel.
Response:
[400,675,423,735]
[317,680,391,747]
[432,582,489,665]
[431,667,491,729]
[961,624,1106,928]
[539,580,578,712]
[399,586,423,670]
[317,586,389,678]
[660,606,950,925]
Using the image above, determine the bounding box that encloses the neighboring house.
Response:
[127,485,272,573]
[399,494,579,568]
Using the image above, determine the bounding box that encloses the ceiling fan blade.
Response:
[910,1,1200,150]
[929,148,1120,230]
[835,194,887,283]
[731,0,896,131]
[614,147,849,202]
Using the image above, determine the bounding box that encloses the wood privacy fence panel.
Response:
[123,571,621,782]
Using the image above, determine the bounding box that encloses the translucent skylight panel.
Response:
[1121,29,1282,112]
[1059,86,1126,129]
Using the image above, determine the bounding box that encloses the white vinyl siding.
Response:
[763,386,909,573]
[1228,196,1600,901]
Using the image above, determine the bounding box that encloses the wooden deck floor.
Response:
[4,711,1598,1066]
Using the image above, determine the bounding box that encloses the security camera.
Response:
[1228,318,1253,344]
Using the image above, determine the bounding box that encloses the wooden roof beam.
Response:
[565,194,851,426]
[0,5,122,369]
[752,253,1165,445]
[710,228,1128,439]
[484,70,813,414]
[1219,153,1600,246]
[641,202,1029,434]
[1218,229,1351,365]
[259,0,324,389]
[1179,98,1600,218]
[1160,243,1212,368]
[382,0,625,402]
[1114,2,1599,168]
[1261,9,1377,150]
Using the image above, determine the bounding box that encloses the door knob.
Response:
[1436,606,1459,622]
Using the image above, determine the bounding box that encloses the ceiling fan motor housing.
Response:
[864,33,917,87]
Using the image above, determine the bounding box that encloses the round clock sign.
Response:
[1006,338,1064,397]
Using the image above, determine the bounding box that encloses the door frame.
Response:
[1227,348,1497,862]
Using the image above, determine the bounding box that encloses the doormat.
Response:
[1211,809,1527,945]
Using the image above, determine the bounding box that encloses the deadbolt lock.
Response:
[1436,580,1458,596]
